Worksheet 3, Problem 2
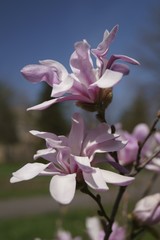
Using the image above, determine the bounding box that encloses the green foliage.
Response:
[120,91,149,132]
[35,84,69,135]
[0,82,18,144]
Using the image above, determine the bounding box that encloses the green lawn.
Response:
[0,163,159,240]
[0,209,93,240]
[0,210,158,240]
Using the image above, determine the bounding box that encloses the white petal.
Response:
[83,167,109,191]
[86,217,104,240]
[72,155,93,173]
[10,162,50,183]
[27,98,62,110]
[145,158,160,172]
[30,130,59,140]
[49,173,76,204]
[101,169,134,186]
[39,59,68,80]
[27,95,91,111]
[91,69,123,88]
[68,113,85,155]
[34,148,56,161]
[51,75,74,97]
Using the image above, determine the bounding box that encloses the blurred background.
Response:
[0,0,160,239]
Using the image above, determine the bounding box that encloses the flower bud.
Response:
[133,193,160,225]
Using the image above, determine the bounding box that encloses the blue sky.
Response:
[0,0,159,115]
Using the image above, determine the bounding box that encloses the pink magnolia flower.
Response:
[10,113,134,204]
[133,193,160,225]
[109,223,126,240]
[86,216,105,240]
[133,124,160,172]
[21,25,139,111]
[145,157,160,172]
[86,217,126,240]
[111,123,150,167]
[118,131,139,166]
[55,229,81,240]
[115,123,160,173]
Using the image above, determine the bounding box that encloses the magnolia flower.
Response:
[145,157,160,172]
[86,217,126,240]
[109,223,126,240]
[143,132,160,172]
[111,123,152,167]
[132,123,149,143]
[21,25,139,111]
[133,193,160,225]
[86,217,105,240]
[10,113,134,204]
[55,229,81,240]
[117,131,139,166]
[115,123,160,173]
[133,124,160,172]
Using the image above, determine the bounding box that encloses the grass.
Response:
[0,163,159,239]
[0,209,94,240]
[0,209,158,240]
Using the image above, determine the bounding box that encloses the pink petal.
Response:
[27,94,92,111]
[111,63,130,75]
[145,164,160,172]
[133,193,160,225]
[92,25,119,57]
[70,40,96,86]
[39,59,68,80]
[86,217,105,240]
[83,123,111,146]
[145,158,160,172]
[107,55,140,69]
[85,138,126,159]
[91,69,123,88]
[10,162,50,183]
[33,148,57,161]
[72,155,94,173]
[97,139,126,153]
[30,130,59,140]
[49,173,76,204]
[133,123,149,142]
[21,64,59,86]
[83,167,109,191]
[51,75,74,97]
[113,54,140,65]
[68,113,85,155]
[45,138,64,149]
[101,169,134,186]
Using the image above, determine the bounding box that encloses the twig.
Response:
[104,186,126,239]
[130,148,160,176]
[80,184,110,223]
[135,113,160,170]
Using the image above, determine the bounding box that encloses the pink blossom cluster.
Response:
[11,25,137,204]
[10,113,134,204]
[21,25,139,111]
[10,25,160,239]
[114,123,160,171]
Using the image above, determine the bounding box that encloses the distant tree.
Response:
[119,91,149,132]
[0,82,18,144]
[35,84,70,135]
